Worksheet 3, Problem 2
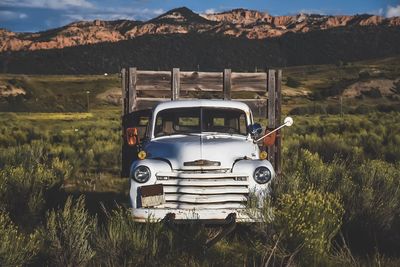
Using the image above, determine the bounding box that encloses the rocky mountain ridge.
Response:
[1,7,399,52]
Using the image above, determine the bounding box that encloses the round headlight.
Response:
[133,166,151,183]
[253,167,271,184]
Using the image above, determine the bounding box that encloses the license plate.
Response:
[140,184,165,207]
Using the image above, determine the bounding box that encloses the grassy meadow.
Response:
[1,57,400,266]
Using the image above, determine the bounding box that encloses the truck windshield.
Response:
[154,107,248,137]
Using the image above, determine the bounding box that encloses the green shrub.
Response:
[286,76,302,88]
[358,70,370,80]
[349,160,400,230]
[45,196,97,267]
[0,211,40,267]
[0,158,70,228]
[275,189,344,264]
[94,206,170,266]
[391,80,400,94]
[361,88,382,98]
[289,104,326,115]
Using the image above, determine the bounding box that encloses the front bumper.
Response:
[132,208,261,223]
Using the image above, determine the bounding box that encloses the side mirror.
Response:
[249,123,263,136]
[126,127,139,146]
[255,116,294,143]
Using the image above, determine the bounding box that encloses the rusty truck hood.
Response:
[144,134,257,170]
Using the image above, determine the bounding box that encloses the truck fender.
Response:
[129,159,172,208]
[232,159,275,190]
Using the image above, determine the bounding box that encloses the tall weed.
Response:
[45,196,96,267]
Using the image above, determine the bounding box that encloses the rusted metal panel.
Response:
[140,184,165,207]
[140,184,163,197]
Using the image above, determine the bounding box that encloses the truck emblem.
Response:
[183,159,221,166]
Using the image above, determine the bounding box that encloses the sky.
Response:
[0,0,400,32]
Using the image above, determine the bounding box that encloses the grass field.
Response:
[0,56,400,266]
[0,107,400,266]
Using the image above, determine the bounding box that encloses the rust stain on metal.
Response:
[140,184,163,197]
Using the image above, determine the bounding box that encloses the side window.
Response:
[239,114,247,134]
[122,109,152,141]
[137,116,149,139]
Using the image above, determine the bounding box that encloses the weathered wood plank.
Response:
[128,67,137,112]
[136,71,171,91]
[135,71,266,92]
[121,68,127,115]
[223,69,231,100]
[231,72,267,92]
[171,68,180,100]
[275,70,282,176]
[267,69,276,168]
[180,71,223,92]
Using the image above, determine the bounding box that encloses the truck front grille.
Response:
[156,171,249,209]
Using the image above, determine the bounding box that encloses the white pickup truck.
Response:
[122,99,292,223]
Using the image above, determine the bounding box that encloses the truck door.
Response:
[121,109,152,177]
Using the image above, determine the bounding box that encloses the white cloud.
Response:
[61,7,165,23]
[150,8,164,16]
[387,5,400,17]
[298,9,326,15]
[0,10,28,21]
[0,0,94,10]
[63,13,133,21]
[204,8,217,14]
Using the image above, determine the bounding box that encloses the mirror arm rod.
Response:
[254,124,287,143]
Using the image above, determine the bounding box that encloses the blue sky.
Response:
[1,0,399,32]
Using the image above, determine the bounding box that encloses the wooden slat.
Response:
[275,70,282,175]
[231,72,267,92]
[135,71,266,92]
[136,71,171,92]
[121,68,127,115]
[267,69,276,168]
[171,68,180,100]
[223,69,231,100]
[128,67,137,112]
[180,71,223,92]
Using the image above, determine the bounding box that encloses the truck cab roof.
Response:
[153,100,252,114]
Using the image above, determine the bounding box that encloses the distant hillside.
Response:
[0,7,399,53]
[1,55,399,112]
[1,26,400,74]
